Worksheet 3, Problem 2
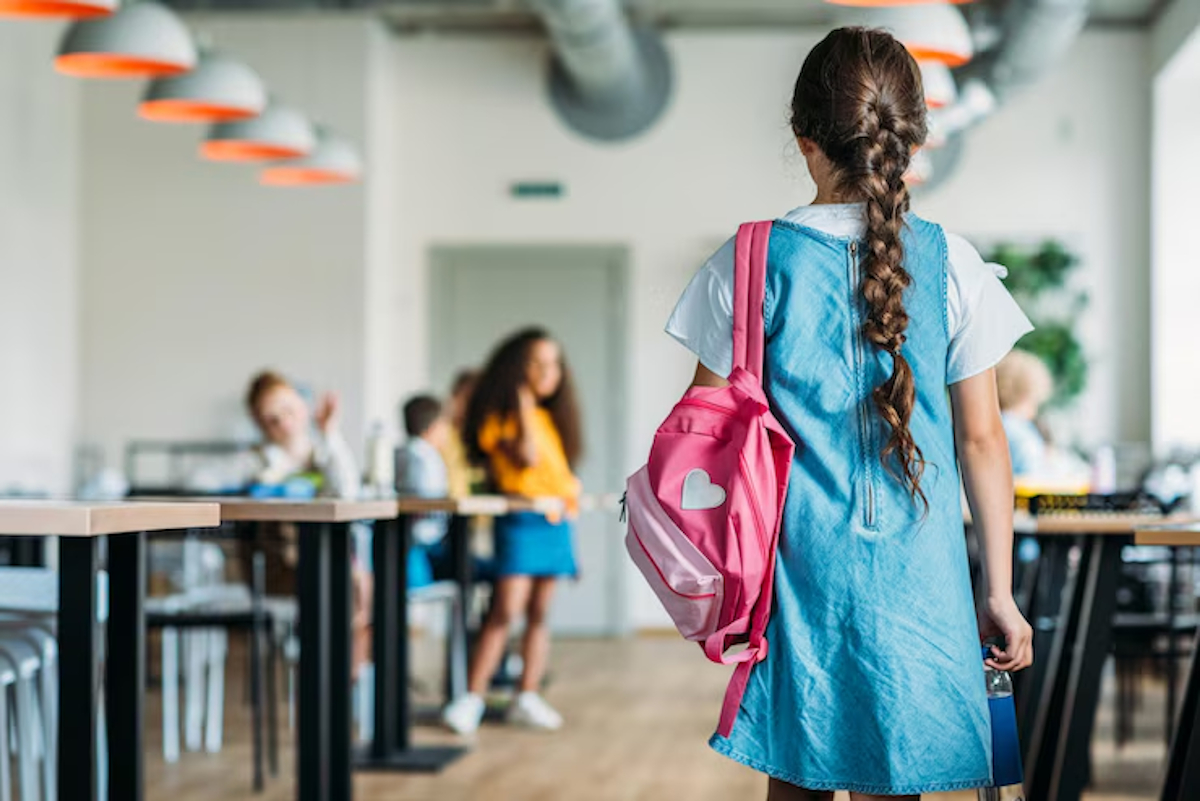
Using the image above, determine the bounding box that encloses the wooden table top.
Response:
[1135,522,1200,546]
[1014,510,1197,536]
[0,500,221,537]
[212,498,399,523]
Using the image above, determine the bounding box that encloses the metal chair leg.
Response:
[184,630,205,752]
[163,627,180,763]
[204,630,226,754]
[0,680,12,801]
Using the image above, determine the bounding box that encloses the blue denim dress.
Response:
[710,216,992,794]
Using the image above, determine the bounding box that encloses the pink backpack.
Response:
[625,221,795,737]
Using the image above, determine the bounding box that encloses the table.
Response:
[0,500,221,801]
[213,498,398,801]
[1015,512,1195,801]
[356,495,509,775]
[1135,522,1200,801]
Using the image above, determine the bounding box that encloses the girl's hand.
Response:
[978,595,1034,672]
[517,384,537,413]
[315,392,341,434]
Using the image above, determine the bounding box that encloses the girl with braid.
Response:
[666,28,1034,799]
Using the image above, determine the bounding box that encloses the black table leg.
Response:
[1025,535,1085,801]
[356,514,467,772]
[1163,614,1200,801]
[1020,536,1072,771]
[447,513,472,702]
[107,530,147,801]
[328,522,353,801]
[251,551,266,792]
[59,537,100,801]
[298,521,332,801]
[1048,534,1124,801]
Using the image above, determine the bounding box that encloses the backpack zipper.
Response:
[849,241,877,529]
[678,398,736,416]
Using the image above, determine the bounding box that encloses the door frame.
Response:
[429,243,631,635]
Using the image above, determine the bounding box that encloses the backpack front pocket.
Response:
[625,467,723,640]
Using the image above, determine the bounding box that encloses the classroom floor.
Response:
[144,635,1170,801]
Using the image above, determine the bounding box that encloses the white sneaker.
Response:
[508,692,563,731]
[442,693,485,735]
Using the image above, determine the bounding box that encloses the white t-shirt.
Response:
[665,204,1034,384]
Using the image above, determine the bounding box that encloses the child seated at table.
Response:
[245,370,360,498]
[242,370,371,674]
[996,350,1053,478]
[395,395,452,588]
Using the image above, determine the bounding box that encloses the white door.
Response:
[431,245,628,636]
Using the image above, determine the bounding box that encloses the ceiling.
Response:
[166,0,1173,31]
[377,0,1168,31]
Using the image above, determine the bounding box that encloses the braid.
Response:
[791,27,930,507]
[856,114,927,508]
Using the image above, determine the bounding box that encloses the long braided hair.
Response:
[791,27,930,506]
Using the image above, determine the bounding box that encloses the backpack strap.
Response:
[732,221,773,381]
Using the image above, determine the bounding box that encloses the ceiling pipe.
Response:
[916,0,1089,192]
[527,0,673,142]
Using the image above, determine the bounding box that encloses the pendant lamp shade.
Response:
[56,3,196,79]
[0,0,115,21]
[919,60,957,109]
[836,5,974,67]
[140,54,266,123]
[260,132,363,186]
[202,103,315,162]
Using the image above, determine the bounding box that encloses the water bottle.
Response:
[980,648,1026,801]
[364,420,395,497]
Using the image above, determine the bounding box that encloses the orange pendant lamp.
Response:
[202,102,315,162]
[835,5,975,67]
[0,0,114,20]
[140,53,266,123]
[260,130,363,187]
[56,2,196,79]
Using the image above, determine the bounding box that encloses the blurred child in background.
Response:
[442,328,582,734]
[245,370,359,497]
[395,394,452,588]
[995,350,1053,478]
[243,370,371,675]
[442,370,481,497]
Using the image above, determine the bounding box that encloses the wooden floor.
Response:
[144,636,1168,801]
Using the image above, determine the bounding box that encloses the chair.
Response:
[145,537,280,791]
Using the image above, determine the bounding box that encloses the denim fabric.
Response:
[493,512,578,578]
[710,216,992,794]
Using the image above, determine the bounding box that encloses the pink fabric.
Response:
[625,221,795,737]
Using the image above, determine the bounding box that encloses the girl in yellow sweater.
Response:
[443,328,583,734]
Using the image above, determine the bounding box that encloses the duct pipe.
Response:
[915,0,1089,191]
[528,0,672,141]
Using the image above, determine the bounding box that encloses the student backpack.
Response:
[624,221,795,737]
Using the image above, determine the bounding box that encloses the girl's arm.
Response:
[501,386,541,468]
[951,369,1033,672]
[691,362,729,388]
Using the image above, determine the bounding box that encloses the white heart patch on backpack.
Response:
[681,469,727,511]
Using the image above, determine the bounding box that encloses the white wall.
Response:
[1151,30,1200,449]
[384,29,1151,627]
[0,23,79,495]
[78,15,376,467]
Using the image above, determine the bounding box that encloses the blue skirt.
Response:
[493,512,577,578]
